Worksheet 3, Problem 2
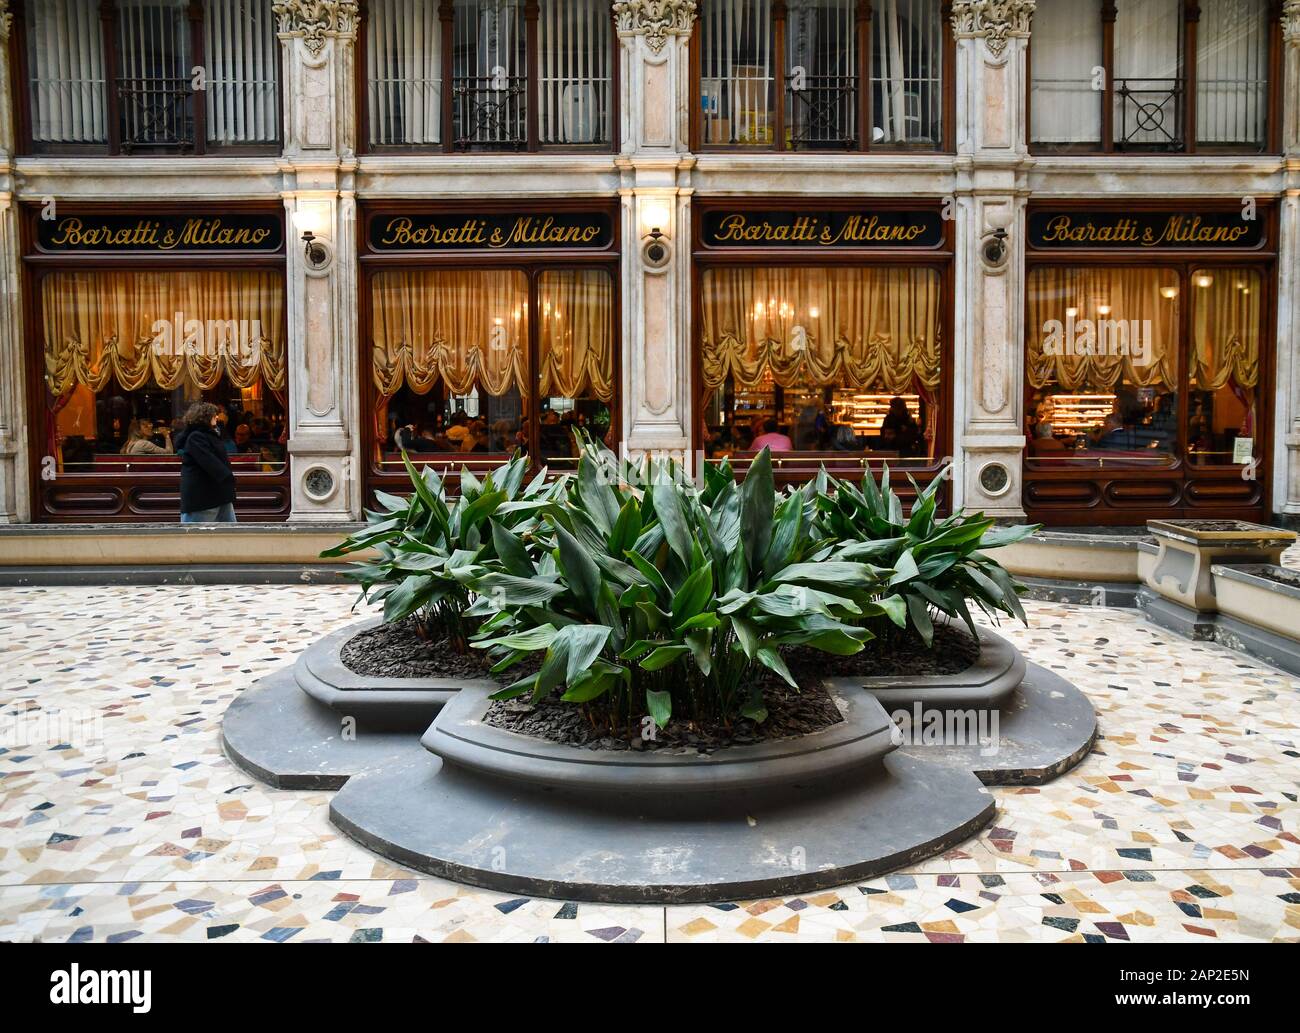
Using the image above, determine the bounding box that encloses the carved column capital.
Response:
[613,0,698,54]
[0,1,12,44]
[1284,0,1300,44]
[951,0,1036,59]
[273,0,359,57]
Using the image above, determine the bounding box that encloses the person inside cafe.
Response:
[120,418,172,456]
[752,417,793,452]
[880,397,921,457]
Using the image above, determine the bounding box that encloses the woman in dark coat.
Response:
[175,402,237,523]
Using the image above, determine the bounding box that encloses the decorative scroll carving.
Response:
[1284,0,1300,44]
[950,0,1036,59]
[0,1,12,44]
[273,0,359,57]
[613,0,698,54]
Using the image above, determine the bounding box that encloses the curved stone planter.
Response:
[818,627,1096,786]
[222,618,487,788]
[330,682,997,903]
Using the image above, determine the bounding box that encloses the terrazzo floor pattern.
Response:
[1,585,1297,944]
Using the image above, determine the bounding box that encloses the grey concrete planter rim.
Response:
[1210,563,1300,601]
[303,617,498,694]
[422,681,896,797]
[822,625,1025,710]
[1147,519,1296,548]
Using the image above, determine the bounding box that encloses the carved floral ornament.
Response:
[613,0,698,54]
[1284,0,1300,44]
[272,0,359,57]
[0,0,11,44]
[950,0,1036,59]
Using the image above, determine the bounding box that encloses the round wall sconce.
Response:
[292,207,332,271]
[639,197,673,270]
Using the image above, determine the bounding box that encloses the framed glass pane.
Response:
[367,0,443,147]
[1025,266,1181,469]
[1195,0,1269,150]
[1113,0,1185,150]
[452,0,528,149]
[115,0,193,152]
[784,0,857,149]
[537,269,615,463]
[698,0,776,146]
[26,0,109,147]
[1188,268,1262,468]
[203,0,279,146]
[370,268,529,470]
[41,269,288,475]
[1029,0,1102,147]
[699,265,943,465]
[537,0,612,147]
[870,0,943,147]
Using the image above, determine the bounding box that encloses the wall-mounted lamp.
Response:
[640,198,673,270]
[981,204,1013,269]
[292,207,331,270]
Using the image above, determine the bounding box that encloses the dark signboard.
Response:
[700,209,945,249]
[35,212,284,253]
[368,211,615,252]
[1027,210,1265,250]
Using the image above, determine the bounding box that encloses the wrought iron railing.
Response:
[116,77,194,152]
[786,75,858,150]
[1115,77,1184,151]
[453,76,528,151]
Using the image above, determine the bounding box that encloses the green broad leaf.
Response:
[756,646,797,688]
[399,451,442,513]
[489,649,529,674]
[562,625,612,683]
[634,599,668,633]
[382,574,437,624]
[739,448,775,579]
[458,466,482,500]
[488,681,537,701]
[459,489,508,534]
[577,453,622,535]
[318,516,405,557]
[731,615,761,658]
[640,644,691,671]
[608,499,644,557]
[554,523,603,616]
[489,520,533,578]
[805,630,866,655]
[858,466,885,519]
[685,628,713,676]
[976,563,1028,623]
[874,594,909,628]
[471,572,565,607]
[618,638,657,661]
[833,537,904,564]
[906,491,936,538]
[739,697,768,723]
[676,611,721,632]
[472,623,559,652]
[644,688,672,729]
[651,477,695,569]
[372,489,409,513]
[771,561,880,589]
[979,523,1042,549]
[625,548,672,604]
[561,670,615,703]
[389,551,447,573]
[905,592,934,646]
[762,494,803,578]
[888,549,919,586]
[913,581,958,618]
[917,551,961,580]
[670,561,714,626]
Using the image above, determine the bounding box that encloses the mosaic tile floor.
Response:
[1,585,1297,943]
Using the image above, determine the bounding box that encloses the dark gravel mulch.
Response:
[787,623,981,679]
[341,617,525,682]
[484,667,843,753]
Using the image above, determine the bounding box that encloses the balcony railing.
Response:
[453,76,528,151]
[116,77,195,153]
[1115,77,1185,151]
[786,75,858,150]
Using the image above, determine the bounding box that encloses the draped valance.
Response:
[371,269,529,398]
[699,266,943,394]
[42,269,286,396]
[1190,268,1261,392]
[1025,267,1180,391]
[538,270,614,403]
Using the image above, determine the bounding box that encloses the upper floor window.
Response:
[21,0,281,155]
[1029,0,1278,153]
[363,0,615,152]
[695,0,948,151]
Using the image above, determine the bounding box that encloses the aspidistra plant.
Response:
[468,436,898,731]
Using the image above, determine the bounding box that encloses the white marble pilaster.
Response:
[0,0,28,522]
[275,2,361,519]
[950,1,1035,517]
[1275,1,1300,521]
[615,1,696,466]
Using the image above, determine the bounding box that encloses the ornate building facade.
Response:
[1,0,1298,528]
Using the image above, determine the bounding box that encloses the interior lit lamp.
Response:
[1065,307,1078,318]
[292,207,329,269]
[1196,274,1214,288]
[1097,304,1112,316]
[1160,286,1179,299]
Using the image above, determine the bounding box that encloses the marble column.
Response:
[614,1,697,468]
[949,0,1035,517]
[0,0,27,522]
[274,0,361,520]
[1275,0,1300,522]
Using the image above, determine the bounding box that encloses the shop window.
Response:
[364,0,613,151]
[1026,266,1182,468]
[1030,0,1274,153]
[1188,268,1262,468]
[41,269,288,475]
[697,0,945,150]
[369,267,614,470]
[699,265,942,462]
[23,0,280,154]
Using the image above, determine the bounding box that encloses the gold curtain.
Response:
[699,266,943,394]
[1190,268,1260,391]
[370,269,529,397]
[42,269,286,395]
[1025,266,1180,390]
[538,269,614,402]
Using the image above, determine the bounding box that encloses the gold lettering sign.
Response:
[371,212,612,251]
[701,209,944,249]
[37,214,283,253]
[1028,211,1262,250]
